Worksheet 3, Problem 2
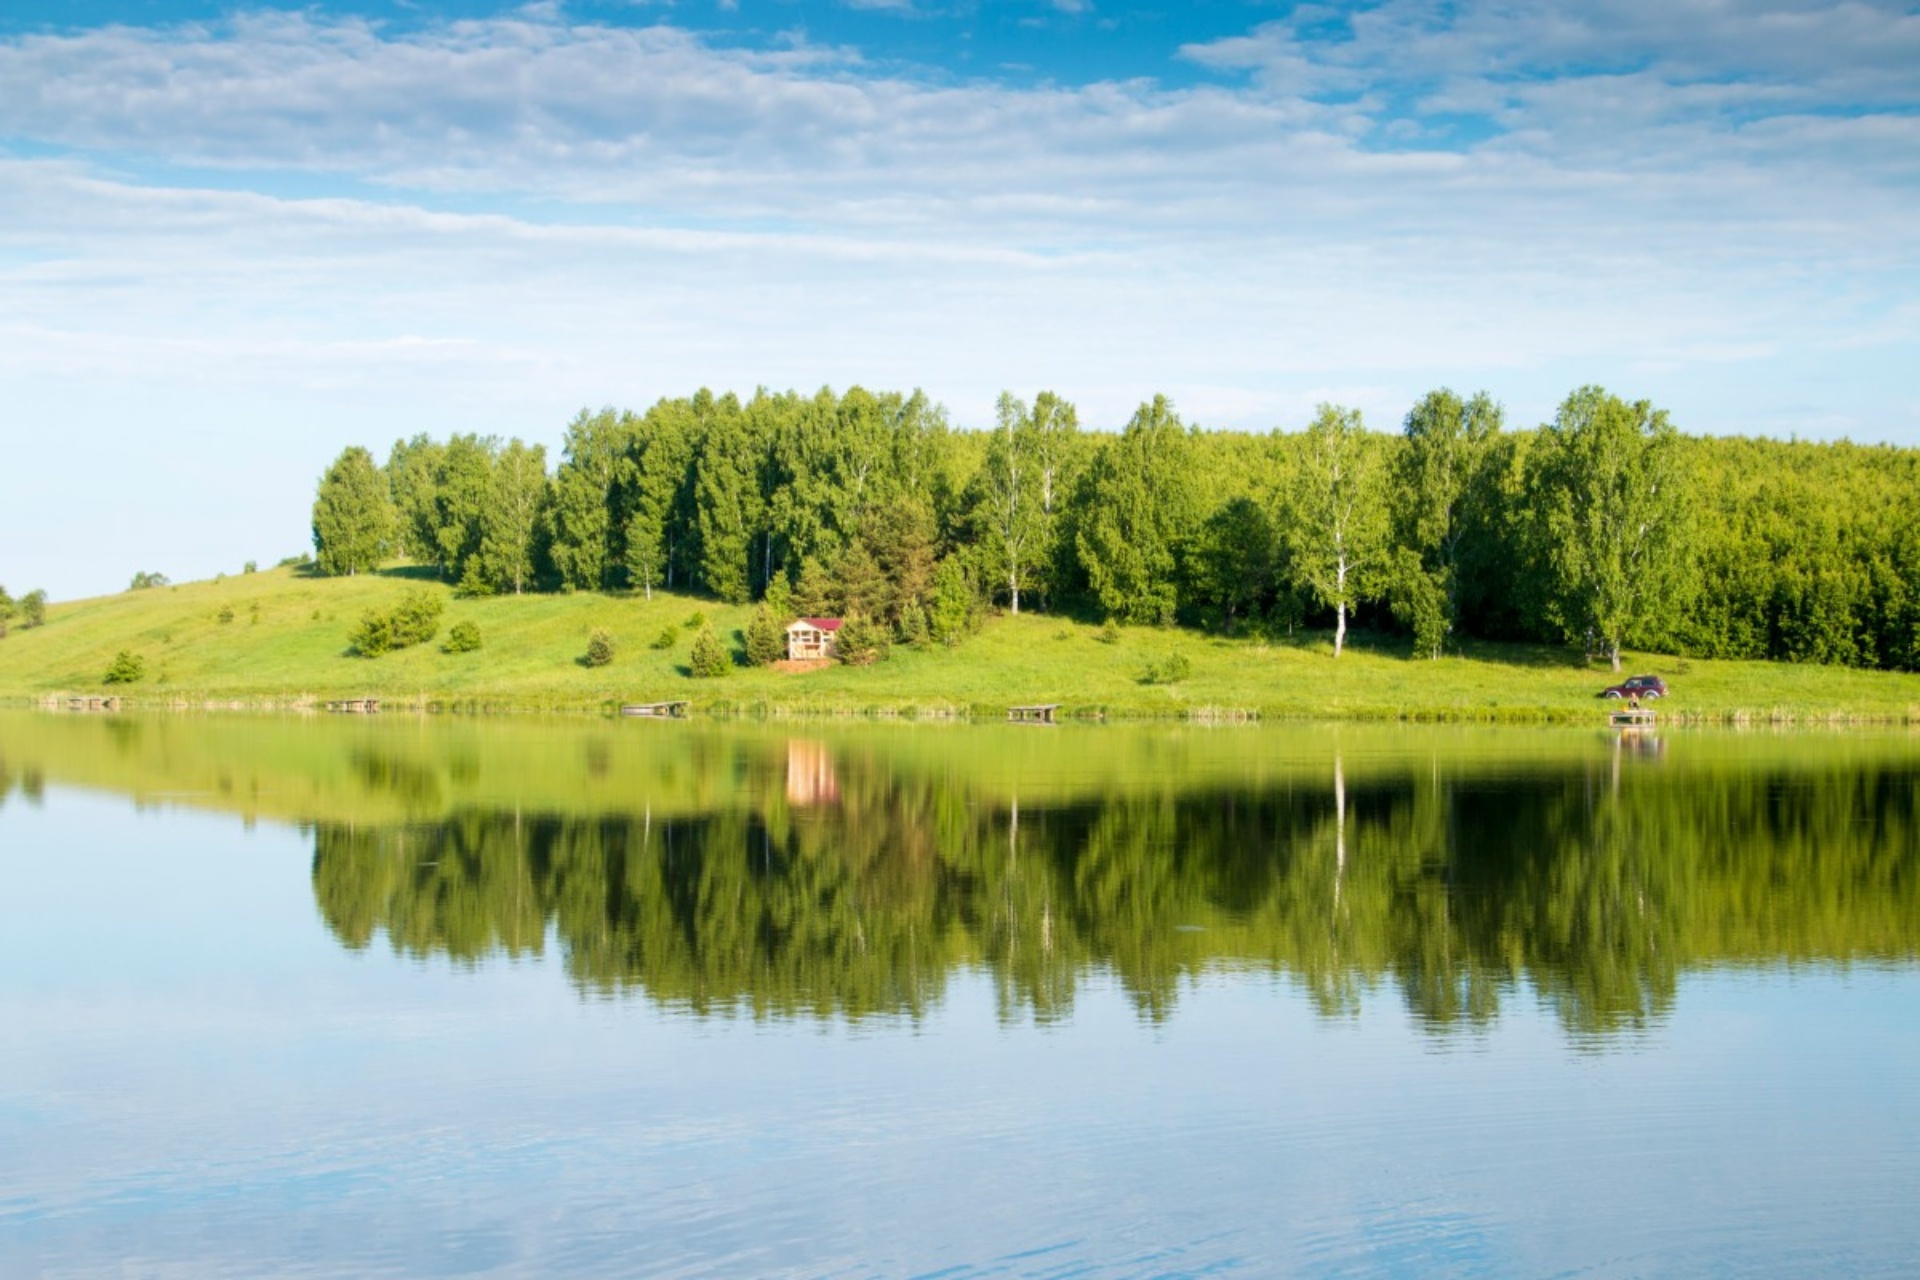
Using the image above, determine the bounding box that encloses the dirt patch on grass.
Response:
[770,658,833,674]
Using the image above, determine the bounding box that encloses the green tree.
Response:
[1285,404,1391,659]
[433,435,498,585]
[930,557,977,647]
[20,589,46,629]
[744,606,785,666]
[1076,395,1199,625]
[834,613,889,666]
[0,586,13,638]
[692,392,762,603]
[1194,497,1275,634]
[689,625,730,677]
[1393,389,1503,656]
[1527,386,1695,671]
[386,434,447,567]
[550,408,635,591]
[470,439,550,595]
[975,392,1045,614]
[312,446,394,576]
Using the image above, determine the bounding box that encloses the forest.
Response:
[309,384,1920,672]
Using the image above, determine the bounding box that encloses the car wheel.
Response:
[1602,690,1621,699]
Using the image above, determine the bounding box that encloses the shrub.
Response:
[0,588,13,638]
[127,571,169,591]
[350,589,444,657]
[683,611,707,631]
[689,625,730,677]
[277,553,310,569]
[650,627,677,650]
[585,628,616,668]
[1096,621,1123,645]
[443,621,483,654]
[243,560,257,574]
[1140,651,1193,685]
[744,606,785,666]
[389,590,444,649]
[350,610,395,657]
[103,650,146,685]
[218,604,235,624]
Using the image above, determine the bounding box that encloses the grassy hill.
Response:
[3,563,1918,722]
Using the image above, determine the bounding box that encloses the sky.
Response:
[3,1,1917,601]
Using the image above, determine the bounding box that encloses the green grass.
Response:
[3,563,1918,723]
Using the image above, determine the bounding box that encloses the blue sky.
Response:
[3,1,1918,599]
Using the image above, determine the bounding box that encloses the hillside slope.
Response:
[3,565,1917,721]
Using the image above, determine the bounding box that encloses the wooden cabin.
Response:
[786,617,843,661]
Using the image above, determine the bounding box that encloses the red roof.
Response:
[801,617,843,631]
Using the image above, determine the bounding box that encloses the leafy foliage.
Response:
[584,628,616,668]
[128,571,169,591]
[744,606,785,667]
[103,649,145,684]
[350,589,445,657]
[299,380,1920,675]
[312,446,393,576]
[833,613,890,666]
[688,625,730,677]
[442,621,483,654]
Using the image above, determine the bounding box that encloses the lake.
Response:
[2,710,1917,1278]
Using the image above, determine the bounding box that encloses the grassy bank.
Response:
[3,564,1918,723]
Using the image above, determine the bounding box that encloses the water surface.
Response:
[2,712,1916,1277]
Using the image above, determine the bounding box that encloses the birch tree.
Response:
[1286,404,1390,658]
[1528,386,1694,671]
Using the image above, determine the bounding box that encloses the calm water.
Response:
[2,711,1917,1278]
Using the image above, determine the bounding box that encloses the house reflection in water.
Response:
[785,739,841,807]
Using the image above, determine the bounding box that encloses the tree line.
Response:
[310,384,1920,671]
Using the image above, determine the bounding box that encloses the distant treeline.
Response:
[310,385,1920,671]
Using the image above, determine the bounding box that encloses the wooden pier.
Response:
[67,695,121,712]
[621,700,690,719]
[325,698,381,714]
[1008,704,1061,724]
[1608,707,1656,728]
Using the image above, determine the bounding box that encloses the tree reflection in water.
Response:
[310,736,1920,1040]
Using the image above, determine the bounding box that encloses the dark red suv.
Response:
[1599,674,1667,700]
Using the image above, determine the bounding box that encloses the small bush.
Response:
[389,590,444,648]
[650,627,677,650]
[683,611,707,631]
[350,589,444,657]
[104,650,146,685]
[277,553,309,569]
[585,628,616,668]
[127,571,169,591]
[1140,651,1193,685]
[217,604,235,624]
[243,560,257,574]
[443,621,483,654]
[350,610,395,657]
[15,589,39,629]
[1096,621,1123,645]
[689,625,729,677]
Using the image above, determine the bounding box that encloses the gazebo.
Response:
[785,617,843,661]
